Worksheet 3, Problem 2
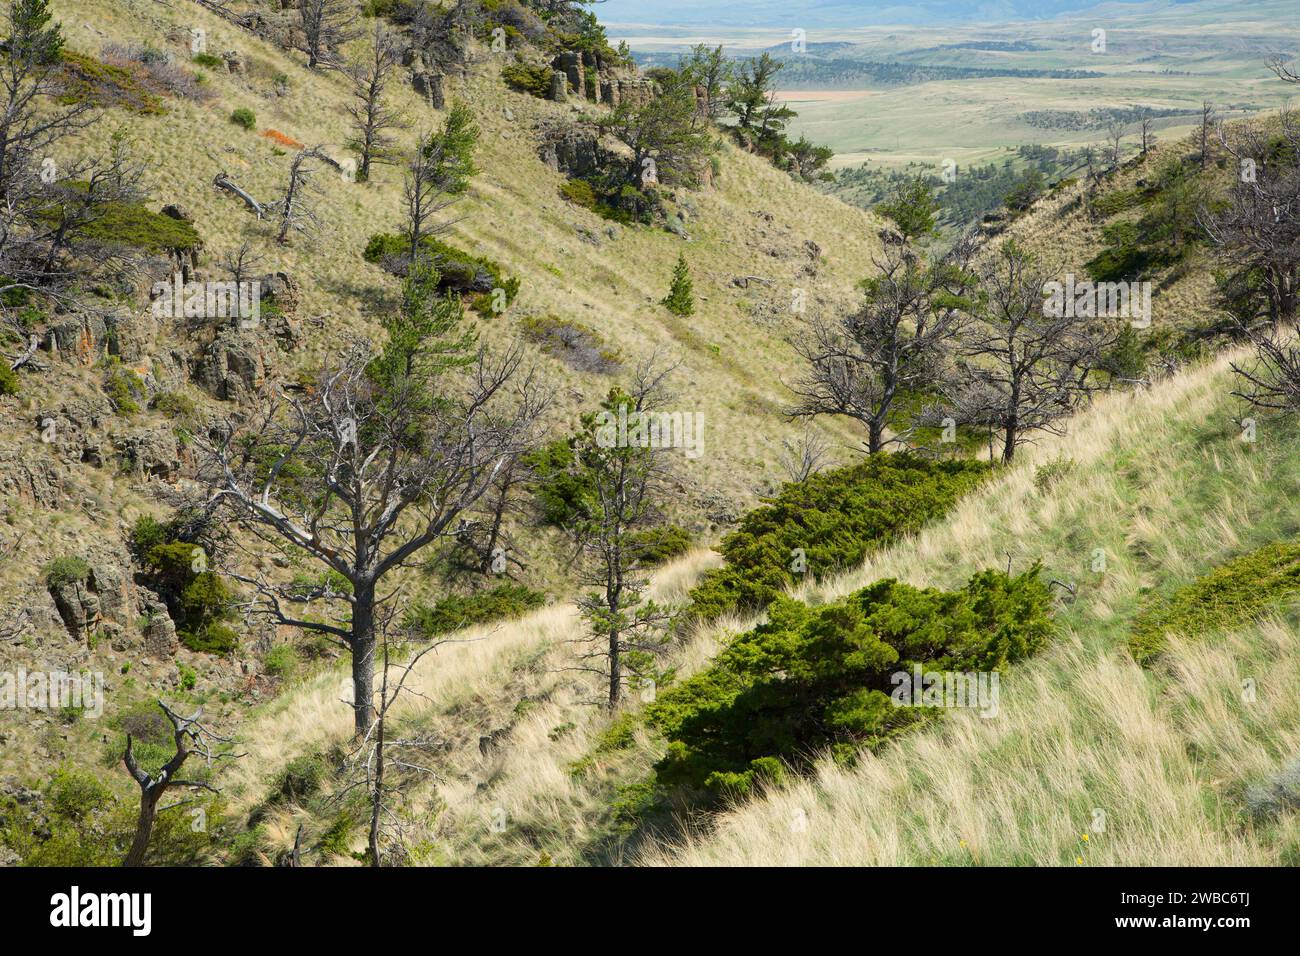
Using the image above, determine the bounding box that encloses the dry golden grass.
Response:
[52,0,885,515]
[234,345,1300,868]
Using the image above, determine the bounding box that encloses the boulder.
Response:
[88,560,134,623]
[48,578,101,642]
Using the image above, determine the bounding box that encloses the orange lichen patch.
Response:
[76,326,96,365]
[261,128,305,149]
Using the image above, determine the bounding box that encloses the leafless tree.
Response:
[275,146,326,244]
[346,20,406,182]
[949,241,1114,463]
[453,458,530,576]
[777,426,831,483]
[1267,54,1300,84]
[331,615,453,866]
[1105,120,1125,169]
[122,701,240,867]
[197,260,546,736]
[294,0,360,70]
[571,359,679,709]
[1139,113,1156,155]
[1202,111,1300,329]
[1230,326,1300,412]
[788,243,974,453]
[1199,100,1216,169]
[219,240,264,288]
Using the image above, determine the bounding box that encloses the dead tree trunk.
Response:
[122,701,237,867]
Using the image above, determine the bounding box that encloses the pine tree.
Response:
[662,253,694,317]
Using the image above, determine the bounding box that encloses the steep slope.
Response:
[637,346,1300,866]
[223,342,1300,868]
[2,0,887,791]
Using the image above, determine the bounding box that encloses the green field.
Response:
[616,0,1300,171]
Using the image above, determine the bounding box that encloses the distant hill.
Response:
[600,0,1188,28]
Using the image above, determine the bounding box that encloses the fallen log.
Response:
[214,172,265,219]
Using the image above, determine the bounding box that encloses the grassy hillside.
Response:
[52,0,884,515]
[638,347,1300,866]
[221,341,1300,867]
[6,0,1299,872]
[1,0,891,823]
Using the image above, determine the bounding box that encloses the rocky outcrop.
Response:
[45,558,134,643]
[536,119,630,179]
[44,312,107,366]
[48,576,100,640]
[140,589,178,658]
[112,426,182,480]
[412,68,446,109]
[0,450,65,506]
[192,327,272,402]
[547,50,654,108]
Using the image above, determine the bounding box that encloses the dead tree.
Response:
[950,241,1113,463]
[1200,100,1216,169]
[334,615,453,866]
[294,0,360,70]
[788,242,974,453]
[197,260,545,736]
[778,426,832,483]
[1202,111,1300,329]
[122,701,239,867]
[213,172,266,218]
[453,458,530,577]
[1139,113,1156,155]
[1231,328,1300,411]
[345,20,406,182]
[1105,120,1125,169]
[1267,54,1300,84]
[275,146,326,244]
[219,241,264,289]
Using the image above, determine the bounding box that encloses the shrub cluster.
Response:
[686,455,989,623]
[519,314,621,373]
[0,766,219,866]
[646,567,1053,798]
[56,50,167,114]
[363,233,519,315]
[131,516,237,655]
[1129,541,1300,663]
[502,61,552,98]
[405,583,546,637]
